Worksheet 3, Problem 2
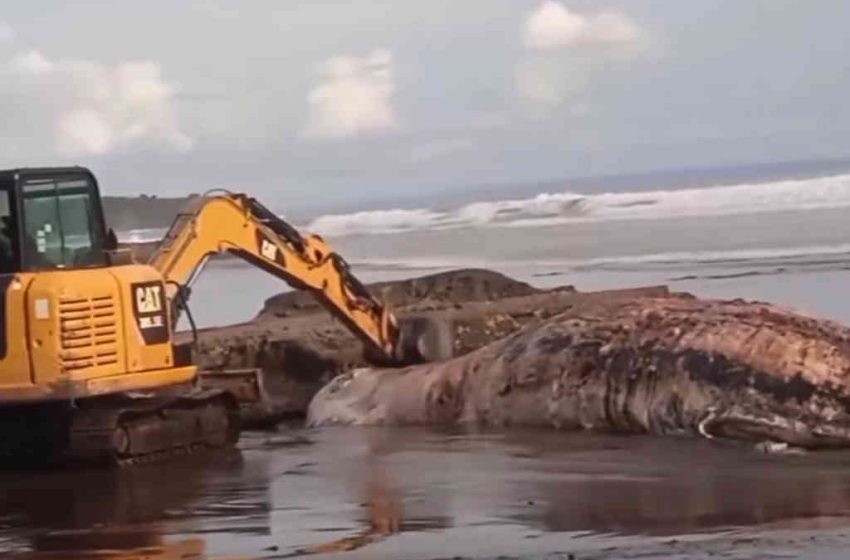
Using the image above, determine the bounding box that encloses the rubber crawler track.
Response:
[0,389,241,468]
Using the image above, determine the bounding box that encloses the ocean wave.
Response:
[349,242,850,272]
[306,173,850,237]
[116,228,168,243]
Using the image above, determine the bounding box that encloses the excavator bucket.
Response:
[195,319,454,432]
[394,315,455,365]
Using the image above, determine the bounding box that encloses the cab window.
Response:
[21,176,107,270]
[0,188,16,274]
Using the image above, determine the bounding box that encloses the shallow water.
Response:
[5,428,850,559]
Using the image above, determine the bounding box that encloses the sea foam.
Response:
[306,173,850,237]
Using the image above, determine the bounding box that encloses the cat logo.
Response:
[135,284,163,314]
[131,281,169,345]
[261,239,278,261]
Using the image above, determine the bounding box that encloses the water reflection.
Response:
[5,538,215,560]
[0,451,268,556]
[265,428,452,556]
[4,428,850,558]
[297,461,402,554]
[497,430,850,535]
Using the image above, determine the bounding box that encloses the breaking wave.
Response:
[306,173,850,237]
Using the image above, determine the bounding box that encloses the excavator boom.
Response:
[148,193,415,365]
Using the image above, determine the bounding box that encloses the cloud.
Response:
[0,21,13,44]
[1,50,191,158]
[408,138,475,163]
[522,1,641,51]
[515,57,594,106]
[517,2,644,107]
[302,49,399,140]
[193,0,238,19]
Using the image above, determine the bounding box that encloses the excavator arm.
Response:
[148,192,437,366]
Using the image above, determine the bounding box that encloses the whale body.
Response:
[308,295,850,448]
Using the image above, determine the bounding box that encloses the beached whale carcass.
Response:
[308,294,850,448]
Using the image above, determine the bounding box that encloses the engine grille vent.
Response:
[58,295,119,372]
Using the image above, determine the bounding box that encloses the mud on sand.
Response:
[184,268,670,418]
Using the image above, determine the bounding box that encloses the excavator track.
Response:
[0,389,240,468]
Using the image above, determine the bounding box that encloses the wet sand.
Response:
[5,427,850,559]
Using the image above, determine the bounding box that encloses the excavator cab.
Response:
[0,167,115,275]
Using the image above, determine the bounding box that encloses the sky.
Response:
[0,1,848,213]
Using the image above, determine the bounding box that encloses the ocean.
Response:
[121,170,850,330]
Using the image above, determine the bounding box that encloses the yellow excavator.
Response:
[0,166,447,465]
